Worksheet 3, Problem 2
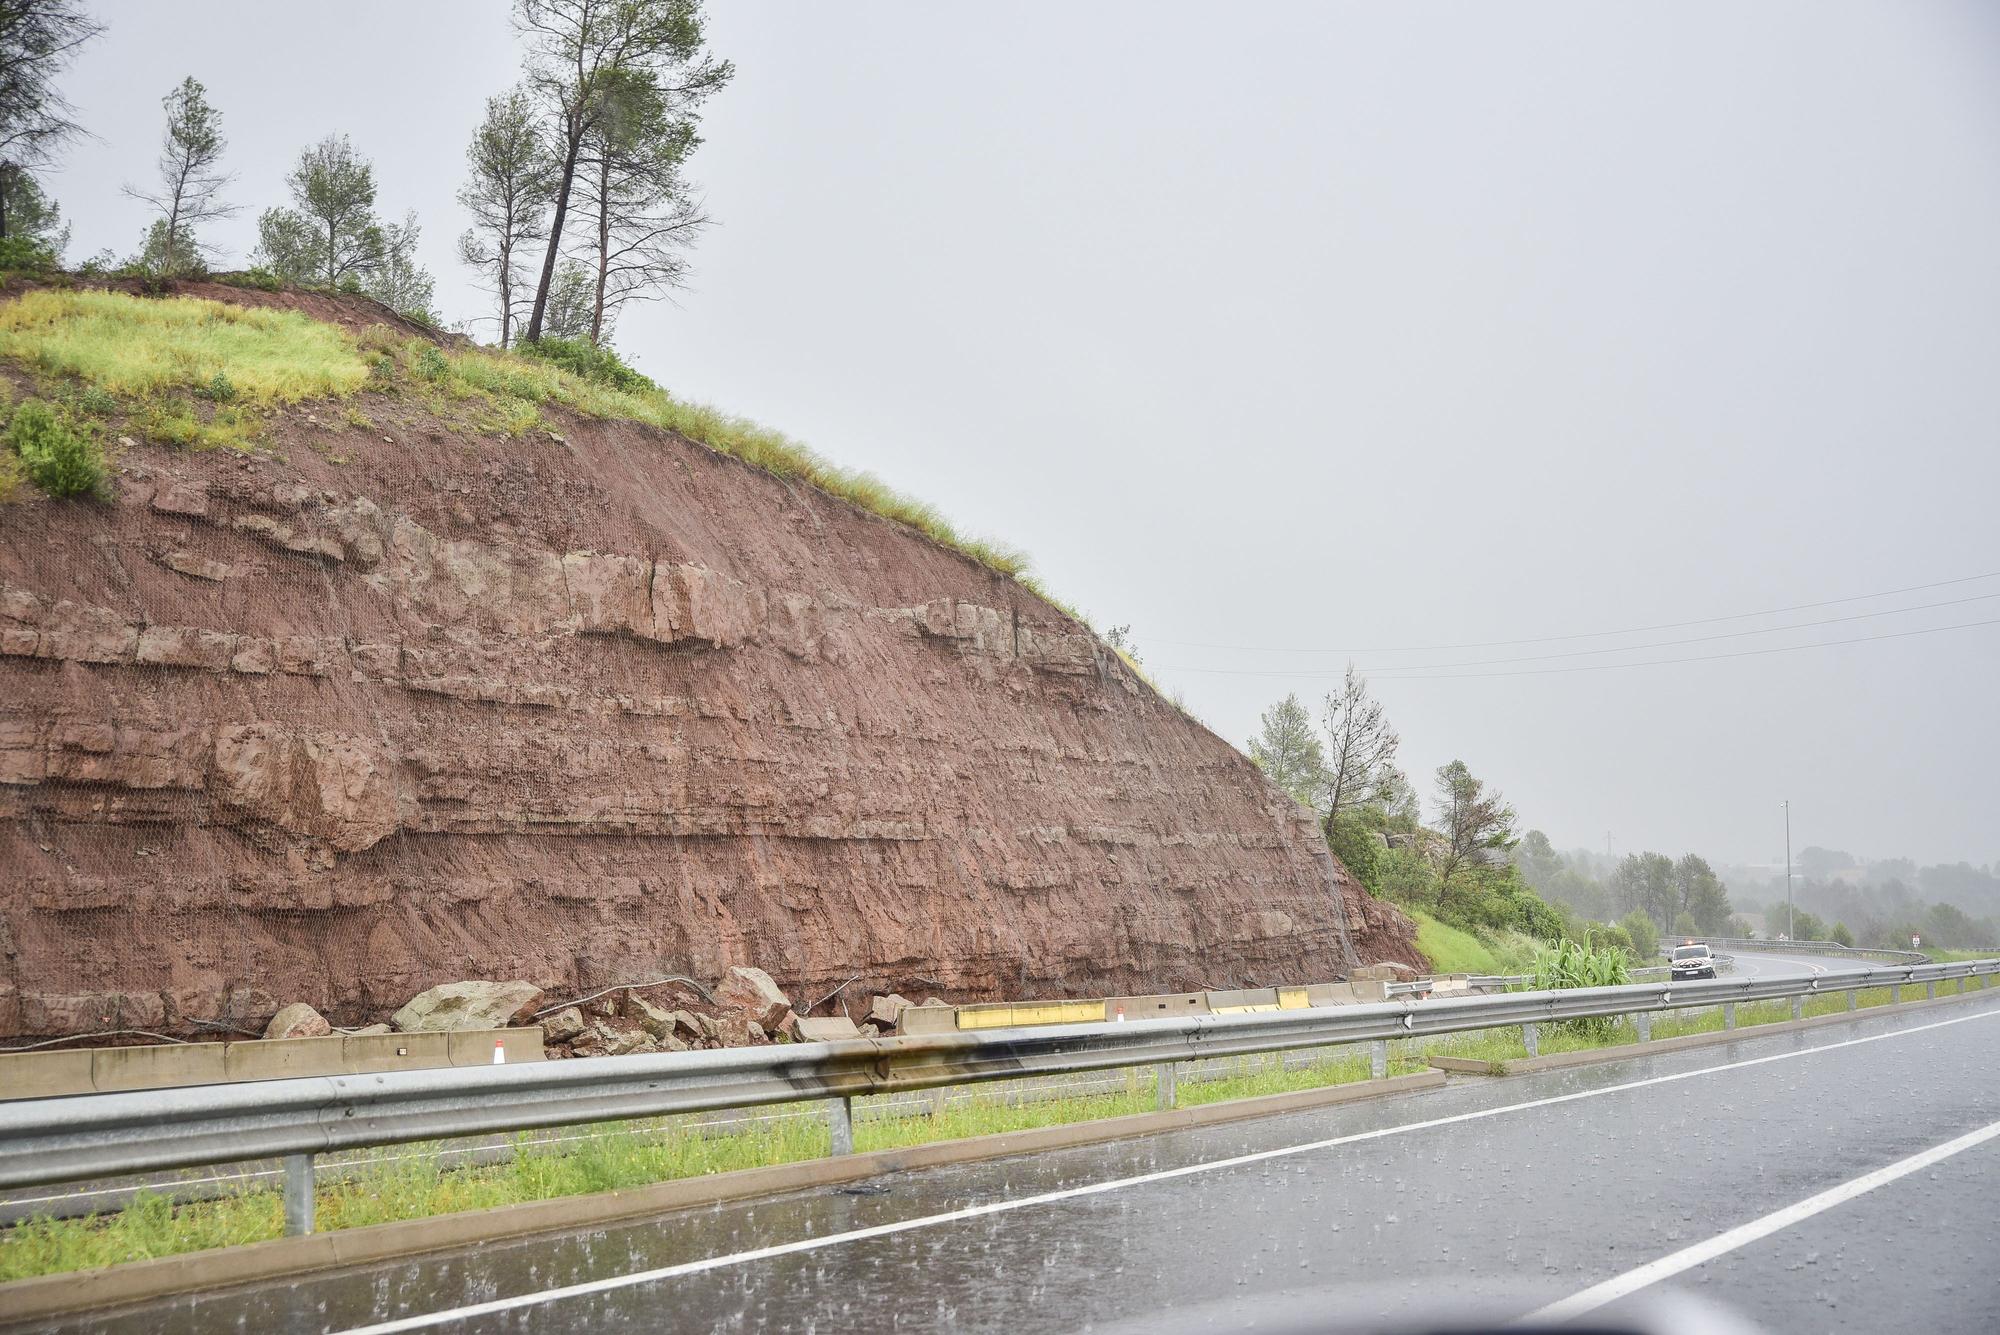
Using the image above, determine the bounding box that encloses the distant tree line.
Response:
[0,0,731,345]
[1512,837,1746,958]
[1733,847,2000,952]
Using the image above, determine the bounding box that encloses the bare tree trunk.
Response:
[589,150,610,345]
[526,129,583,343]
[498,236,513,349]
[165,191,182,273]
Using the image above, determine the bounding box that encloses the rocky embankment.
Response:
[0,290,1419,1040]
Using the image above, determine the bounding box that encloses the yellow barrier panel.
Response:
[1210,1003,1283,1015]
[1277,987,1311,1010]
[956,1000,1108,1030]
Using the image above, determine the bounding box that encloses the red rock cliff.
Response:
[0,308,1418,1038]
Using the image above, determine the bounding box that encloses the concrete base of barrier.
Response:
[0,1069,1445,1323]
[1427,985,1997,1079]
[1,1029,545,1101]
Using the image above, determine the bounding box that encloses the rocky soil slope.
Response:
[0,290,1418,1039]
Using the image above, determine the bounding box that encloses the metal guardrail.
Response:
[1701,936,1929,964]
[1388,959,1715,996]
[1,956,1993,1235]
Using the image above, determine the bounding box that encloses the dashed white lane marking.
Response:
[331,1001,2000,1335]
[1522,1115,2000,1324]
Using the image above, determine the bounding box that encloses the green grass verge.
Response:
[1404,911,1541,977]
[1408,910,1504,974]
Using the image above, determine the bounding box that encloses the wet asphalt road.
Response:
[14,953,1997,1335]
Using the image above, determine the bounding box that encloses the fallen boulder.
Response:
[716,966,790,1029]
[578,1020,647,1056]
[264,1002,331,1040]
[795,1015,862,1041]
[867,993,911,1029]
[392,980,544,1033]
[628,996,677,1039]
[541,1006,586,1043]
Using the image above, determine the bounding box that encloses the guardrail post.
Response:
[1370,1041,1387,1080]
[1521,1023,1539,1058]
[1847,988,1857,1011]
[826,1095,854,1156]
[1156,1062,1178,1110]
[282,1153,315,1236]
[926,1085,948,1118]
[1634,1012,1651,1042]
[1791,996,1803,1021]
[1723,1002,1736,1030]
[1891,984,1901,1004]
[1926,980,1936,1000]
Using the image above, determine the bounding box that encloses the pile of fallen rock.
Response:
[253,970,930,1059]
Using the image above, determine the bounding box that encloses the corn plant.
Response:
[1530,933,1632,1036]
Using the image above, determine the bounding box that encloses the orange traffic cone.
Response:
[492,1038,506,1065]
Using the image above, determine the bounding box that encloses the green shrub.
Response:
[1326,813,1382,893]
[0,236,57,274]
[413,344,450,383]
[225,266,285,292]
[1592,921,1635,956]
[1619,910,1659,961]
[5,400,107,498]
[72,385,118,417]
[202,370,238,403]
[516,336,657,392]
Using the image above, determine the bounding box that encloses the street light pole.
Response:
[1783,799,1793,940]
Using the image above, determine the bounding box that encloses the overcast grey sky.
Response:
[45,1,2000,869]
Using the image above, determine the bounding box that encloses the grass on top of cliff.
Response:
[0,285,1053,600]
[0,288,368,404]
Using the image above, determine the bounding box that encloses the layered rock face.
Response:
[0,341,1418,1038]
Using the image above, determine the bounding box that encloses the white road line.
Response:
[331,1001,2000,1335]
[1522,1115,2000,1324]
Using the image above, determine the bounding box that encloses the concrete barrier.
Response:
[1,1029,545,1101]
[87,1042,228,1093]
[881,977,1390,1036]
[1,1049,95,1100]
[1205,987,1282,1014]
[897,1004,956,1036]
[1105,991,1210,1022]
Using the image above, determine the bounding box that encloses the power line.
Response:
[1364,615,2000,681]
[1156,591,2000,677]
[1147,568,2000,655]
